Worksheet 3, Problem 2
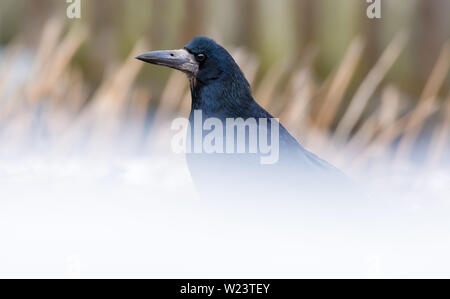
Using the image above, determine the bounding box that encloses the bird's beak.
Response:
[135,49,198,76]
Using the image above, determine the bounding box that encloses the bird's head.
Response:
[136,37,248,88]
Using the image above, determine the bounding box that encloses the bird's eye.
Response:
[195,53,206,62]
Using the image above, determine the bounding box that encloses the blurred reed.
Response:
[0,19,449,179]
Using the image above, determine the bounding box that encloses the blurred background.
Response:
[0,0,449,178]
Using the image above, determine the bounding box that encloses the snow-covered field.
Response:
[0,152,449,278]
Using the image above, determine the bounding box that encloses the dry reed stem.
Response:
[46,69,86,137]
[27,25,87,104]
[0,47,23,106]
[89,41,146,136]
[56,40,146,152]
[130,87,152,127]
[332,31,409,145]
[308,37,365,154]
[148,71,189,152]
[314,36,365,130]
[114,86,152,152]
[352,100,438,167]
[271,46,318,118]
[152,71,188,126]
[426,92,450,167]
[395,42,450,160]
[279,69,314,131]
[32,17,64,74]
[254,61,288,110]
[0,53,23,126]
[298,45,319,69]
[342,85,401,164]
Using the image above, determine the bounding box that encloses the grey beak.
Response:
[135,49,198,75]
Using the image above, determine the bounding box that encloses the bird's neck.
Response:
[188,76,253,120]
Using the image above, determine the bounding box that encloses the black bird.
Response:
[136,37,348,203]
